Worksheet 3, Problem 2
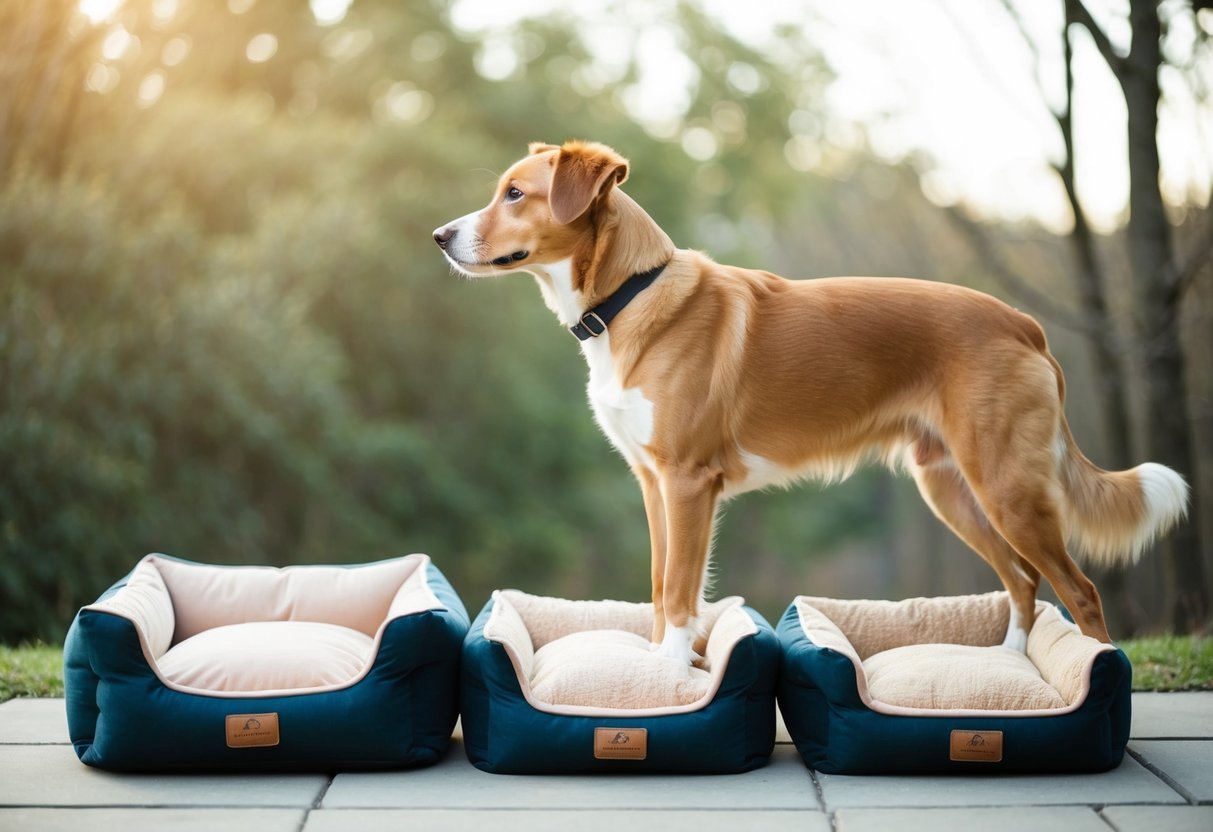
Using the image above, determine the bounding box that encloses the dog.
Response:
[434,139,1189,664]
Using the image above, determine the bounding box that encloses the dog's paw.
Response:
[653,624,699,666]
[1000,626,1028,652]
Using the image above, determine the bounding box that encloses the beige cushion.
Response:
[863,644,1066,711]
[530,630,712,708]
[157,621,373,692]
[483,591,759,714]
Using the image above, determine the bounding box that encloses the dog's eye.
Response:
[504,187,524,203]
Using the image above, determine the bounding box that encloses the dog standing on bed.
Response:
[434,140,1189,664]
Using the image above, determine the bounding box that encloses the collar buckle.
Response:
[575,311,607,340]
[567,260,669,341]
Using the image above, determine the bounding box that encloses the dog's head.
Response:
[432,140,629,277]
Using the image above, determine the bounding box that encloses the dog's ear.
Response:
[528,142,559,155]
[549,141,629,225]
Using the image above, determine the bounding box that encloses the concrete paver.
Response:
[1101,805,1213,832]
[1131,692,1213,738]
[322,744,819,810]
[816,754,1185,810]
[0,698,69,744]
[834,806,1110,832]
[0,808,305,832]
[0,692,1208,827]
[1129,740,1213,803]
[0,746,328,808]
[304,809,829,832]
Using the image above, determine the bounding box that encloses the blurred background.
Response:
[1,0,1210,644]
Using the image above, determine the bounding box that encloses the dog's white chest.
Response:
[582,336,655,472]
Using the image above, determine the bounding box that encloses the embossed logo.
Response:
[950,729,1003,762]
[594,727,647,760]
[226,713,280,748]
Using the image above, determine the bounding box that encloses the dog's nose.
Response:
[433,225,456,250]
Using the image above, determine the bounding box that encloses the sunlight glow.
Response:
[79,0,123,25]
[101,26,134,61]
[85,63,120,94]
[152,0,179,27]
[311,0,353,27]
[448,0,1211,231]
[137,71,167,108]
[161,36,191,67]
[246,33,279,64]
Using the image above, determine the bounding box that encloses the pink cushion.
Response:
[157,621,373,692]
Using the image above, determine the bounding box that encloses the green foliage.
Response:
[1122,636,1213,691]
[0,643,64,701]
[1,1,1000,643]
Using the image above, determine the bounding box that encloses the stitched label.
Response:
[950,729,1003,762]
[226,713,280,748]
[594,727,647,760]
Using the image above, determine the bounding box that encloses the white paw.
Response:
[653,624,698,666]
[1001,627,1028,652]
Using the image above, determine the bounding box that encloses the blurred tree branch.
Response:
[1081,0,1207,630]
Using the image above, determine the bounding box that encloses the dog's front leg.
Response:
[653,464,722,665]
[637,467,670,646]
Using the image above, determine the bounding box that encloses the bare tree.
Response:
[943,0,1210,633]
[1066,0,1209,631]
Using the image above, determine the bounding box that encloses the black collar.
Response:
[568,261,668,341]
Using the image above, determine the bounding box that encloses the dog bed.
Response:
[64,553,469,771]
[460,590,780,773]
[777,591,1132,774]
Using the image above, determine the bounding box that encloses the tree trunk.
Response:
[1059,2,1139,634]
[1123,0,1207,631]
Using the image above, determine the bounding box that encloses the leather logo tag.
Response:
[594,727,647,760]
[950,729,1003,762]
[226,713,280,748]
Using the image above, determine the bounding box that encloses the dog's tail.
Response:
[1056,419,1189,567]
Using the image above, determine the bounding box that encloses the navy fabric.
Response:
[775,601,1132,774]
[460,598,780,774]
[63,556,469,772]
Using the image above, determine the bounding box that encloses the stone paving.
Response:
[0,693,1209,831]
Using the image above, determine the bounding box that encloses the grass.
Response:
[0,643,65,702]
[0,636,1210,703]
[1120,634,1213,692]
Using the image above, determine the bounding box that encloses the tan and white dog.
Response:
[434,140,1189,664]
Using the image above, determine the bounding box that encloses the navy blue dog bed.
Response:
[64,553,468,771]
[777,592,1132,774]
[460,591,780,773]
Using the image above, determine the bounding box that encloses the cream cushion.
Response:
[530,630,712,708]
[483,591,759,714]
[794,592,1116,715]
[863,644,1067,710]
[84,553,443,695]
[157,621,374,692]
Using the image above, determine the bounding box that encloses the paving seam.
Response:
[1125,746,1197,805]
[298,774,335,830]
[1095,806,1123,831]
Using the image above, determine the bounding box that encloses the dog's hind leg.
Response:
[975,472,1110,643]
[944,365,1112,643]
[654,463,723,665]
[637,467,669,646]
[907,439,1040,651]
